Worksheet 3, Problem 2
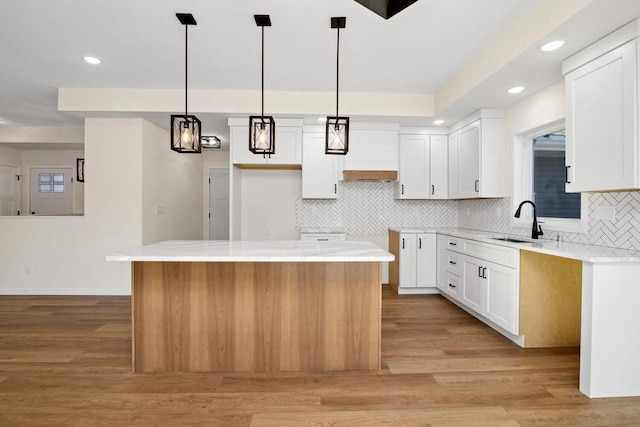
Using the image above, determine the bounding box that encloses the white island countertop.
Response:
[106,240,394,263]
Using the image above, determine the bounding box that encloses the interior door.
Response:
[0,165,20,216]
[209,168,230,240]
[29,168,73,215]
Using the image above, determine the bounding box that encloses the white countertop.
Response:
[106,240,394,263]
[299,228,346,234]
[389,227,640,263]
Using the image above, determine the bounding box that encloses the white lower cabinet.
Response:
[389,231,437,294]
[441,235,519,336]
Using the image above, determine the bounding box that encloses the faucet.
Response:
[514,200,544,239]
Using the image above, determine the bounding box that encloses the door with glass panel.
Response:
[29,168,73,215]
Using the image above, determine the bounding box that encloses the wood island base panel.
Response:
[132,261,382,373]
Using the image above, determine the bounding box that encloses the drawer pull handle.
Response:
[401,184,405,195]
[482,267,487,279]
[418,238,422,249]
[431,184,435,195]
[478,266,483,278]
[449,242,457,246]
[475,180,479,192]
[317,238,329,241]
[449,260,457,265]
[402,238,405,249]
[448,283,456,288]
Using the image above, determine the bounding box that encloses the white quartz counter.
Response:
[106,240,394,263]
[389,227,640,263]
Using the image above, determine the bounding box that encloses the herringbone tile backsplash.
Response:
[458,193,640,251]
[295,181,458,235]
[296,182,640,251]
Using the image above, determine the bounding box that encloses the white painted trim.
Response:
[449,109,505,133]
[228,117,304,127]
[511,119,588,234]
[562,18,640,75]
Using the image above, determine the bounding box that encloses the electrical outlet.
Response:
[156,205,165,215]
[25,265,33,275]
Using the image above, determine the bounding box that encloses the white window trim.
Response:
[512,119,588,234]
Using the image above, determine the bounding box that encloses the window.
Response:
[532,132,581,219]
[38,173,65,193]
[512,120,587,234]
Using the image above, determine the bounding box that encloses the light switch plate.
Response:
[156,205,165,215]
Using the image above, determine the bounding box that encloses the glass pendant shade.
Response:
[171,114,201,153]
[325,116,349,155]
[249,116,276,155]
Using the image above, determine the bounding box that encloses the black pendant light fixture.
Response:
[325,17,349,155]
[354,0,419,20]
[249,15,275,157]
[171,13,201,153]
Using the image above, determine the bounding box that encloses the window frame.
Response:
[512,119,588,234]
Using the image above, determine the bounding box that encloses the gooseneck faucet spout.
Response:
[514,200,544,239]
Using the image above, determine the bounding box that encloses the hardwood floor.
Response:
[1,286,640,426]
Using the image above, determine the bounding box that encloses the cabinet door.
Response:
[231,126,258,165]
[456,121,480,198]
[269,127,302,165]
[565,40,637,192]
[302,133,339,199]
[396,135,429,199]
[429,135,448,199]
[436,235,449,290]
[461,255,484,313]
[399,234,417,288]
[484,261,517,334]
[416,233,436,288]
[448,130,459,199]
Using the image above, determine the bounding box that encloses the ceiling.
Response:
[1,0,640,145]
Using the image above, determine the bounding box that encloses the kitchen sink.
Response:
[491,237,530,243]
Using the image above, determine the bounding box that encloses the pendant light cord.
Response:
[185,24,188,117]
[336,26,340,118]
[261,25,265,117]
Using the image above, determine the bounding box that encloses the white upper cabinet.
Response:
[302,132,339,199]
[448,110,507,199]
[395,135,430,199]
[395,134,448,200]
[563,20,639,192]
[229,118,303,166]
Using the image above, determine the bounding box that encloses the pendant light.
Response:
[326,17,349,155]
[354,0,419,20]
[171,13,201,153]
[249,15,275,156]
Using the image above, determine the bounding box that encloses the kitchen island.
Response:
[107,240,393,373]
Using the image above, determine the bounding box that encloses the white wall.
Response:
[0,118,144,294]
[141,120,203,245]
[0,145,21,166]
[240,170,301,240]
[20,149,85,214]
[202,150,230,239]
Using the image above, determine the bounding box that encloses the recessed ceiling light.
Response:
[317,117,327,123]
[540,40,565,52]
[433,119,445,125]
[82,56,102,65]
[508,86,525,94]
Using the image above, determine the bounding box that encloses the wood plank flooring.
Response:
[1,287,640,426]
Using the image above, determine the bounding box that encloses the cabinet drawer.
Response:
[446,251,461,275]
[444,272,460,299]
[462,240,517,268]
[300,233,345,242]
[444,236,462,252]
